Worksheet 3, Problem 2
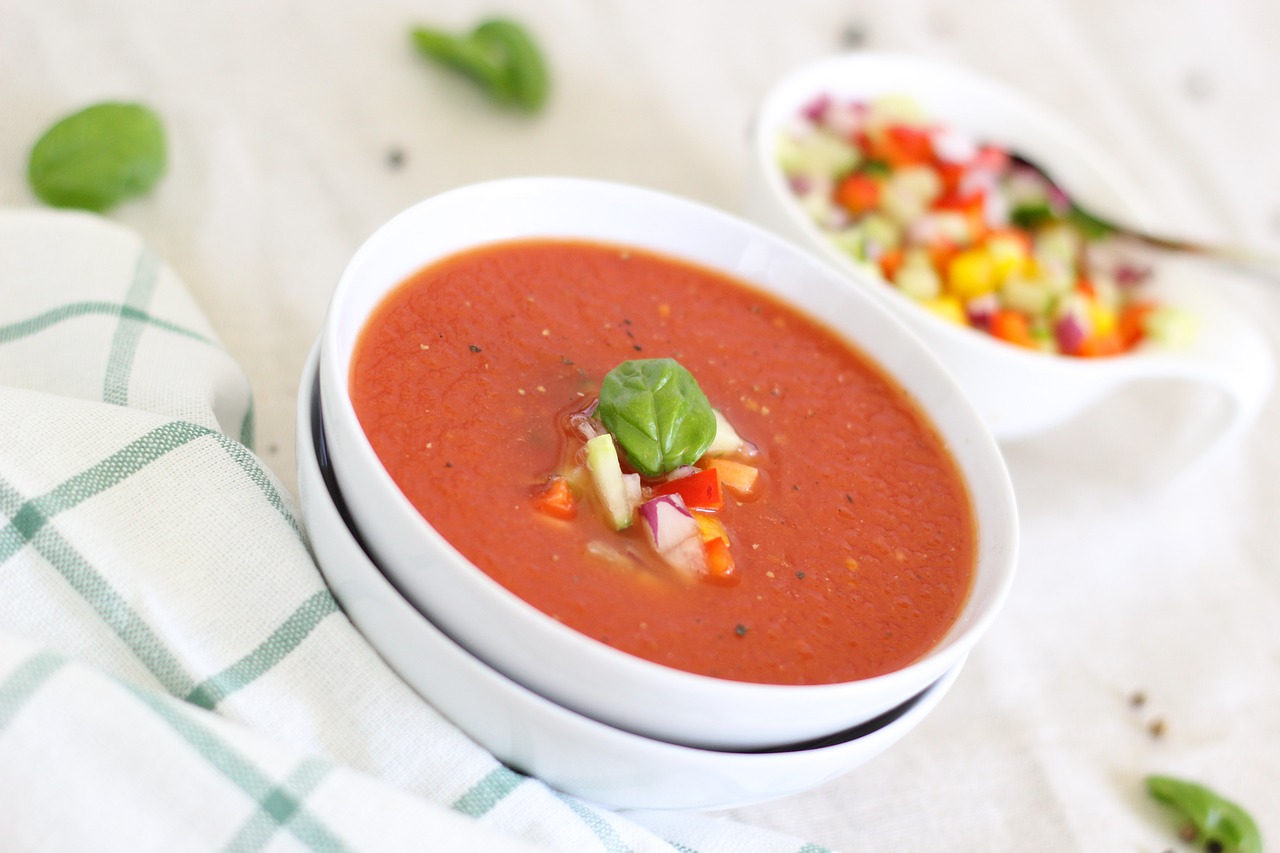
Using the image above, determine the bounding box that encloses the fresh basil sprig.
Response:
[1145,775,1262,853]
[28,102,166,212]
[410,18,549,113]
[598,358,716,478]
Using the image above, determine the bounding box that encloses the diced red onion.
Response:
[638,494,707,576]
[788,175,812,196]
[1115,262,1152,287]
[1054,312,1088,354]
[567,412,604,442]
[966,294,1000,330]
[800,93,830,123]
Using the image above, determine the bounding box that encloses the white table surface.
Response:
[3,0,1277,849]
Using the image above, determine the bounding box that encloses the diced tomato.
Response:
[1076,277,1097,298]
[653,467,723,511]
[834,173,880,216]
[926,239,960,278]
[532,476,576,520]
[989,309,1035,348]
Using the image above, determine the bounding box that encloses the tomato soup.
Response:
[349,239,975,685]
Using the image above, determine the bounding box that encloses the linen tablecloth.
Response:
[2,0,1278,850]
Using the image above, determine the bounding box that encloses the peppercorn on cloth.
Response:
[0,208,826,853]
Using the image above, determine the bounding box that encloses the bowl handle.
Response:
[1141,290,1274,483]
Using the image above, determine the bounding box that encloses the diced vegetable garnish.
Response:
[778,94,1185,357]
[585,433,636,530]
[703,458,761,499]
[638,494,708,576]
[705,409,744,456]
[539,360,762,587]
[704,537,735,583]
[532,475,576,520]
[653,467,723,511]
[597,358,717,477]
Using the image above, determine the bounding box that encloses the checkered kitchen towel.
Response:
[0,209,827,852]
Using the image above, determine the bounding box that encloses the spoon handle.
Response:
[1127,233,1280,284]
[1009,153,1280,283]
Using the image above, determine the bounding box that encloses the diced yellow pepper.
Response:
[947,249,998,299]
[694,513,730,545]
[920,295,967,325]
[1087,296,1117,338]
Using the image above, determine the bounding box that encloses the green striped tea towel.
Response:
[0,209,827,853]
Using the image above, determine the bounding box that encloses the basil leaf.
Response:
[1145,775,1262,853]
[598,358,716,478]
[28,102,166,212]
[410,18,549,113]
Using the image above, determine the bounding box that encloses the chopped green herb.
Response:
[469,344,482,353]
[1009,199,1055,230]
[28,102,166,212]
[597,358,715,477]
[796,571,806,579]
[1145,775,1261,853]
[734,624,748,637]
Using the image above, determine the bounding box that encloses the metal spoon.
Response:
[1009,152,1280,283]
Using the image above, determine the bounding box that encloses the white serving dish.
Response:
[747,51,1272,451]
[317,176,1017,750]
[297,343,962,810]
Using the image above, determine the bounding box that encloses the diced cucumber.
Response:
[585,433,634,530]
[706,409,743,456]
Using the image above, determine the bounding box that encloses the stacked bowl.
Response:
[299,176,1018,810]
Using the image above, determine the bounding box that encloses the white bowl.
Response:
[297,342,962,810]
[318,176,1017,749]
[748,52,1272,449]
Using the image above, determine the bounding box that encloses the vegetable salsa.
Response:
[349,239,976,685]
[777,94,1192,356]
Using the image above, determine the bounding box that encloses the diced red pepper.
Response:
[653,467,723,511]
[704,537,737,585]
[1079,332,1124,358]
[1118,301,1158,349]
[878,246,904,281]
[532,476,577,520]
[834,173,880,216]
[935,160,966,197]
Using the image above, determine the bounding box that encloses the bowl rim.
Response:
[317,176,1018,746]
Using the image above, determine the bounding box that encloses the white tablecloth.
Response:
[2,0,1277,849]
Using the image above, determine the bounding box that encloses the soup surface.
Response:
[350,239,975,685]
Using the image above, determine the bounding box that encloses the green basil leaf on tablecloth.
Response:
[1145,775,1262,853]
[28,102,167,212]
[598,358,716,478]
